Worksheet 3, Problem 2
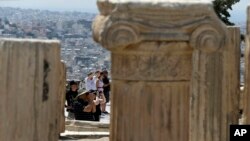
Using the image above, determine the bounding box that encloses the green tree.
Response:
[213,0,240,25]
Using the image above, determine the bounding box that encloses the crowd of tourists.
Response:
[65,70,110,122]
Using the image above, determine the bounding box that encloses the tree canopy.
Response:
[213,0,240,25]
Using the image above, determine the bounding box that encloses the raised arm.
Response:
[93,96,100,105]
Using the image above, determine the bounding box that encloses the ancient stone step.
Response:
[65,120,109,132]
[59,137,109,141]
[60,131,109,140]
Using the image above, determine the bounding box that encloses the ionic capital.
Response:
[93,0,227,52]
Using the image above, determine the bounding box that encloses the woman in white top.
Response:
[84,72,96,91]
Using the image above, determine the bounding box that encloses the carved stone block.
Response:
[111,81,189,141]
[190,27,241,141]
[93,0,228,141]
[0,38,61,141]
[244,34,250,123]
[111,42,192,81]
[242,6,250,125]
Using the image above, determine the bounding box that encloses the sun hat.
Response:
[76,89,89,98]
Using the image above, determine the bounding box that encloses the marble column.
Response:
[243,6,250,124]
[93,0,227,141]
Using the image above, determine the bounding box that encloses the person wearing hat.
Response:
[65,80,78,119]
[73,90,96,121]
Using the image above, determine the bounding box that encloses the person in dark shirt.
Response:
[73,90,96,121]
[65,81,78,119]
[102,70,110,114]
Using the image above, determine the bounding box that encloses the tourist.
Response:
[94,70,101,82]
[73,90,96,121]
[85,72,96,91]
[96,72,104,93]
[65,81,78,119]
[91,90,106,121]
[95,72,106,113]
[102,70,110,114]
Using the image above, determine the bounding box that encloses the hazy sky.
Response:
[0,0,97,12]
[230,0,249,23]
[0,0,249,23]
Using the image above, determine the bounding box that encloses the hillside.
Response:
[0,7,110,80]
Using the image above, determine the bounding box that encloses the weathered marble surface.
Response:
[92,0,232,141]
[0,38,62,141]
[93,0,226,51]
[243,6,250,124]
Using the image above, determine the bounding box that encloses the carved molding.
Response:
[102,22,139,50]
[112,52,192,81]
[93,0,227,51]
[92,15,107,44]
[190,24,225,53]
